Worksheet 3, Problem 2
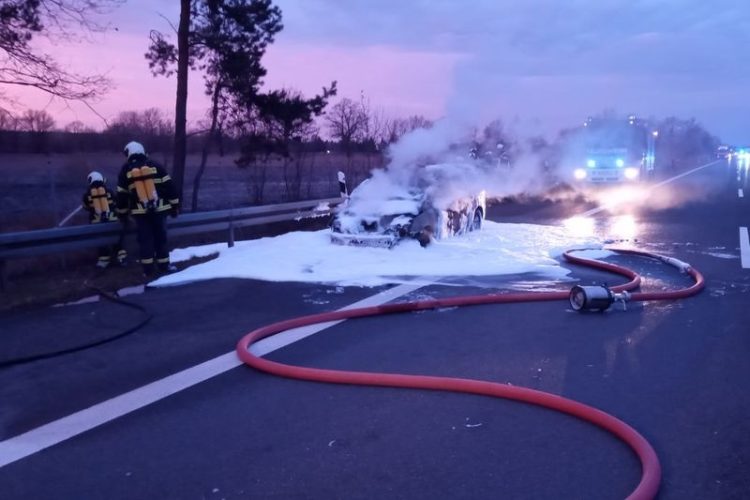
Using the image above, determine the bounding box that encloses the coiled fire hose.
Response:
[236,248,705,499]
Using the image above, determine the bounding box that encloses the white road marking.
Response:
[580,160,721,217]
[1,160,736,468]
[0,353,242,469]
[740,227,750,269]
[0,283,425,469]
[739,188,744,198]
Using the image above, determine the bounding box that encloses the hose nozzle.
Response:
[570,285,631,312]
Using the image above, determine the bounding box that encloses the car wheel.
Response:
[469,209,482,231]
[417,227,433,247]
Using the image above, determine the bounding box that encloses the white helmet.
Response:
[123,141,146,158]
[87,171,104,184]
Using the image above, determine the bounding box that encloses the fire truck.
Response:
[569,115,656,184]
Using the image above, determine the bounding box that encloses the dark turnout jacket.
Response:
[116,154,179,216]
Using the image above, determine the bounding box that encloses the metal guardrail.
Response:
[0,197,344,289]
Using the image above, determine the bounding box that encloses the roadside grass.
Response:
[0,216,331,313]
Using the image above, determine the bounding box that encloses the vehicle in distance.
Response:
[330,163,487,248]
[568,115,654,184]
[573,147,643,184]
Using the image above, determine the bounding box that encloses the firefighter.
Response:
[83,171,127,268]
[116,141,180,276]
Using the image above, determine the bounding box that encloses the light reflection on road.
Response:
[562,213,640,242]
[563,216,596,238]
[610,214,638,240]
[591,185,649,212]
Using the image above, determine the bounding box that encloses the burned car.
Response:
[330,163,487,248]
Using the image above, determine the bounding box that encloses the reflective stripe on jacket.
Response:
[82,182,119,223]
[116,155,179,216]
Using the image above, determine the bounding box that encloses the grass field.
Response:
[0,150,381,286]
[0,151,382,232]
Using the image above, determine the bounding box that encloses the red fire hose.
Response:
[236,248,704,499]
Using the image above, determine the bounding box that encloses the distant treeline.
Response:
[0,129,219,155]
[0,129,358,156]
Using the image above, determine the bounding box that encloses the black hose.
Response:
[0,285,151,369]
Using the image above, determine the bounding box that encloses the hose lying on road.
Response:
[0,285,151,369]
[236,248,705,500]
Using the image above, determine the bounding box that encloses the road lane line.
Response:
[0,282,425,469]
[0,353,243,469]
[741,227,750,269]
[580,160,721,217]
[739,188,744,198]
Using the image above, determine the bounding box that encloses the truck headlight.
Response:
[615,158,625,167]
[586,159,596,168]
[574,168,587,180]
[624,167,639,180]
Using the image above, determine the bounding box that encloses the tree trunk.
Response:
[191,83,222,212]
[172,0,190,203]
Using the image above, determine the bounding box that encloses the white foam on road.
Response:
[705,252,739,260]
[7,160,734,470]
[153,221,602,288]
[0,283,423,469]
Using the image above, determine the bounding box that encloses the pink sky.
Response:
[4,0,749,143]
[9,30,464,134]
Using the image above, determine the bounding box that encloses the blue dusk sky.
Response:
[9,0,749,143]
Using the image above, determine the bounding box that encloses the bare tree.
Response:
[18,109,56,132]
[325,98,367,158]
[106,108,173,137]
[0,1,122,102]
[63,120,89,133]
[368,107,389,148]
[656,116,719,164]
[356,94,387,173]
[234,84,335,203]
[0,108,18,130]
[381,114,432,144]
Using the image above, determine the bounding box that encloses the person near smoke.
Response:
[82,171,127,269]
[116,141,180,277]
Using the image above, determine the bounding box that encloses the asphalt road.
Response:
[1,159,749,499]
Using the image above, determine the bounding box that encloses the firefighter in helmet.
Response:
[116,141,180,276]
[82,171,127,268]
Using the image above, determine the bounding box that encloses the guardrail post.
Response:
[338,171,348,202]
[0,259,7,291]
[228,215,235,248]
